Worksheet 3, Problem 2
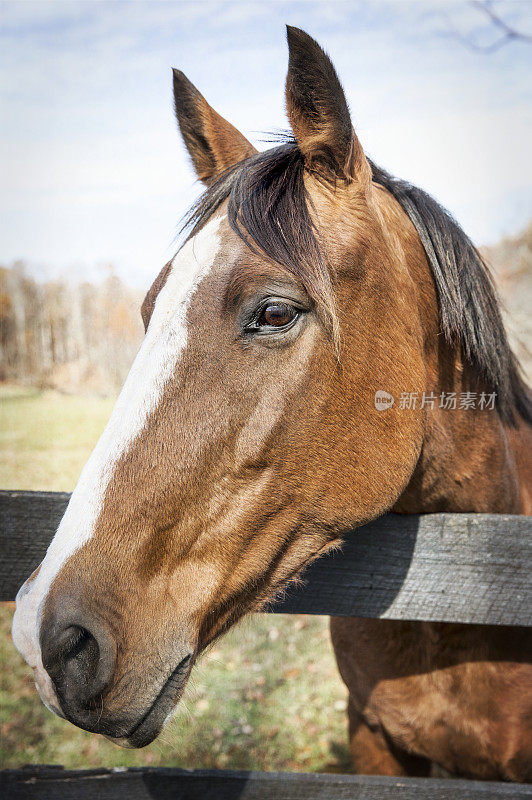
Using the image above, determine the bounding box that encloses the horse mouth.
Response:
[110,652,194,748]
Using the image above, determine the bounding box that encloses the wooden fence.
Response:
[1,490,531,798]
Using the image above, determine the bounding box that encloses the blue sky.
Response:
[1,0,531,287]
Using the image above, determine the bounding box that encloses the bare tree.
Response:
[0,263,143,394]
[446,1,532,53]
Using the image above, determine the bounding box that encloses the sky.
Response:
[1,0,531,288]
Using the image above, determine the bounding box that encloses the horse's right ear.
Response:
[172,70,257,184]
[285,27,370,186]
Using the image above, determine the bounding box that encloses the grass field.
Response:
[0,385,349,772]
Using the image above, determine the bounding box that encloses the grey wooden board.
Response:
[1,491,531,626]
[1,767,530,800]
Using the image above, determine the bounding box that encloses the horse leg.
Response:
[347,696,431,776]
[332,616,432,776]
[330,616,532,781]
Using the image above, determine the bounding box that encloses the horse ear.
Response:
[172,70,257,184]
[285,27,369,184]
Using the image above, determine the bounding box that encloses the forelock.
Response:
[181,140,339,341]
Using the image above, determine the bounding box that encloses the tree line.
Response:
[0,220,530,395]
[0,263,144,395]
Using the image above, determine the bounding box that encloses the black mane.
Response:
[182,142,531,426]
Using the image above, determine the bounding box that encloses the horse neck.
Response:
[394,397,532,515]
[376,189,532,516]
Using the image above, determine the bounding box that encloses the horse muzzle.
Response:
[38,598,194,744]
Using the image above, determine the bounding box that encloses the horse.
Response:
[12,26,532,781]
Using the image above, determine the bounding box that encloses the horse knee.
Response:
[347,698,431,777]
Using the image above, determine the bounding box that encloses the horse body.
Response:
[12,27,532,779]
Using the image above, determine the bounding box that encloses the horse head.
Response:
[13,28,427,746]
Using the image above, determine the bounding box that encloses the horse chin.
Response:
[103,696,179,749]
[104,653,193,749]
[109,704,176,749]
[104,735,138,749]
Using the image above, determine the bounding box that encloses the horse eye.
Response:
[257,302,297,328]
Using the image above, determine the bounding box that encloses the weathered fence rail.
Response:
[1,490,530,625]
[1,491,531,799]
[2,766,531,800]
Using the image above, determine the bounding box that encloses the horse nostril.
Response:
[59,625,99,678]
[41,616,115,711]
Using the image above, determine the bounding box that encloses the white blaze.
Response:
[11,215,223,704]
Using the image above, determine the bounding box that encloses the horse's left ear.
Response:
[173,70,257,184]
[285,26,370,185]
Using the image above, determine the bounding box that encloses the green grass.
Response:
[0,385,349,772]
[0,386,116,491]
